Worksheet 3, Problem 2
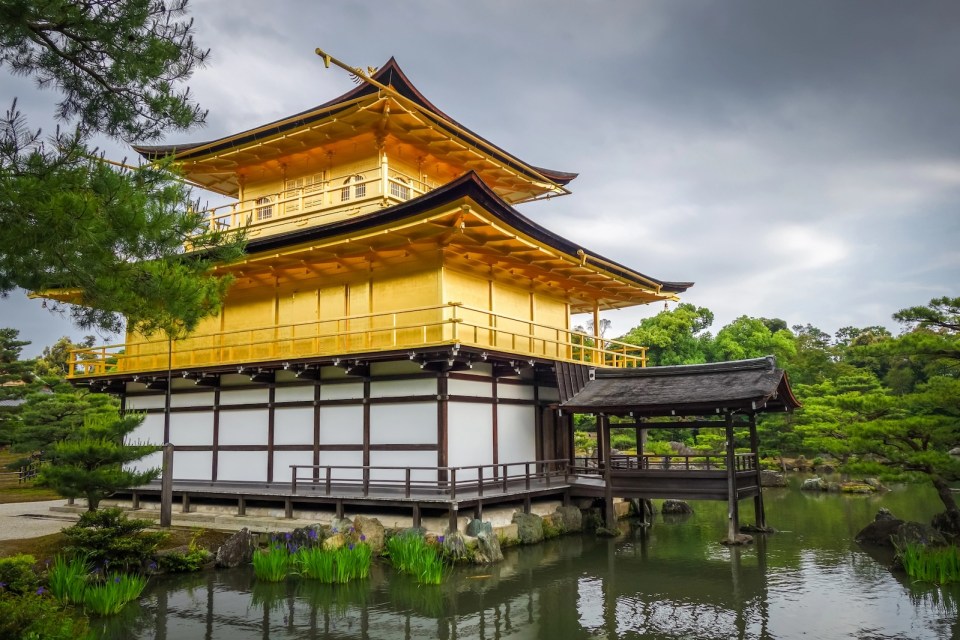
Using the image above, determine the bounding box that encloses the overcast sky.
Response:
[3,1,959,357]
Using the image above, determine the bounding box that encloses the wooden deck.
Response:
[116,455,762,531]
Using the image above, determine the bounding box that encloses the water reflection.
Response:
[98,481,959,640]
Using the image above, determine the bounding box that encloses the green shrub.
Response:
[644,441,674,456]
[62,508,167,572]
[0,553,39,595]
[0,592,90,639]
[157,548,211,573]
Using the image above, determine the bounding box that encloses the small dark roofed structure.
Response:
[559,356,800,416]
[556,357,800,542]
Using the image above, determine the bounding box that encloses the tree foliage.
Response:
[0,0,208,142]
[0,0,245,335]
[0,327,35,445]
[11,380,117,455]
[39,411,158,511]
[606,295,960,519]
[619,303,715,366]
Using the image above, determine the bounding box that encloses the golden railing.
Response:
[66,303,647,378]
[202,166,432,233]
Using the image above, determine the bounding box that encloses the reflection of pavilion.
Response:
[111,529,773,640]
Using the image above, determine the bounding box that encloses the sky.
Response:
[3,1,959,357]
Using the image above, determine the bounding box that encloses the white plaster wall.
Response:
[497,404,536,464]
[370,378,436,398]
[125,395,165,411]
[168,411,213,447]
[369,450,438,482]
[369,403,436,444]
[218,451,268,482]
[318,406,363,444]
[320,383,364,401]
[448,378,493,397]
[318,450,363,480]
[497,383,535,401]
[220,388,269,405]
[538,386,560,402]
[274,450,315,483]
[126,450,162,475]
[447,401,494,480]
[174,451,212,481]
[274,385,314,403]
[219,409,269,445]
[170,392,214,408]
[273,407,314,445]
[128,413,164,445]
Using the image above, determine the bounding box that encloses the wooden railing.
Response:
[289,459,571,499]
[66,303,647,378]
[573,453,757,474]
[202,166,432,234]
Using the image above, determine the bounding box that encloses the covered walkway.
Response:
[557,356,800,541]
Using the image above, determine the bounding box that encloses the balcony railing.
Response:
[66,302,647,378]
[202,166,432,234]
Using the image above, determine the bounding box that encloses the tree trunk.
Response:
[931,475,960,531]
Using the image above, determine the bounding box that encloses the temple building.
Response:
[46,55,798,536]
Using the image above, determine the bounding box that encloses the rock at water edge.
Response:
[215,528,257,568]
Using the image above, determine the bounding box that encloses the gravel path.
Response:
[0,499,77,541]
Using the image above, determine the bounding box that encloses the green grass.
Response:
[48,555,91,606]
[82,573,148,616]
[49,555,147,615]
[294,547,335,583]
[899,544,960,585]
[386,534,445,585]
[292,543,372,584]
[252,545,291,582]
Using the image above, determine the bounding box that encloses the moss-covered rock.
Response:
[512,512,544,544]
[555,505,583,532]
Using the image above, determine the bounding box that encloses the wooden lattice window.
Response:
[390,177,410,200]
[255,196,273,220]
[341,175,365,201]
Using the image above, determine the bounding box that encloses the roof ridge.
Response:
[594,356,776,378]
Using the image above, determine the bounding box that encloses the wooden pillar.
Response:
[600,414,616,529]
[749,413,767,530]
[160,443,174,527]
[592,302,601,365]
[725,413,740,541]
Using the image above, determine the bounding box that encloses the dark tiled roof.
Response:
[560,356,800,416]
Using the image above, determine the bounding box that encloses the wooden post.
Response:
[725,413,740,542]
[592,302,601,365]
[160,443,174,527]
[600,414,616,529]
[749,413,767,530]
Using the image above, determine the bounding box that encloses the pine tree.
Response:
[39,412,158,511]
[0,328,35,445]
[0,0,245,335]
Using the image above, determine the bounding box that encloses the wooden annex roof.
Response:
[559,356,800,416]
[133,58,576,203]
[222,171,691,311]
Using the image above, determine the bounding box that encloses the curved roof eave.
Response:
[133,57,577,187]
[239,171,691,295]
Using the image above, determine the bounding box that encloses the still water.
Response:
[98,478,959,639]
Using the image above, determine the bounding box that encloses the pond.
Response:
[95,477,958,639]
